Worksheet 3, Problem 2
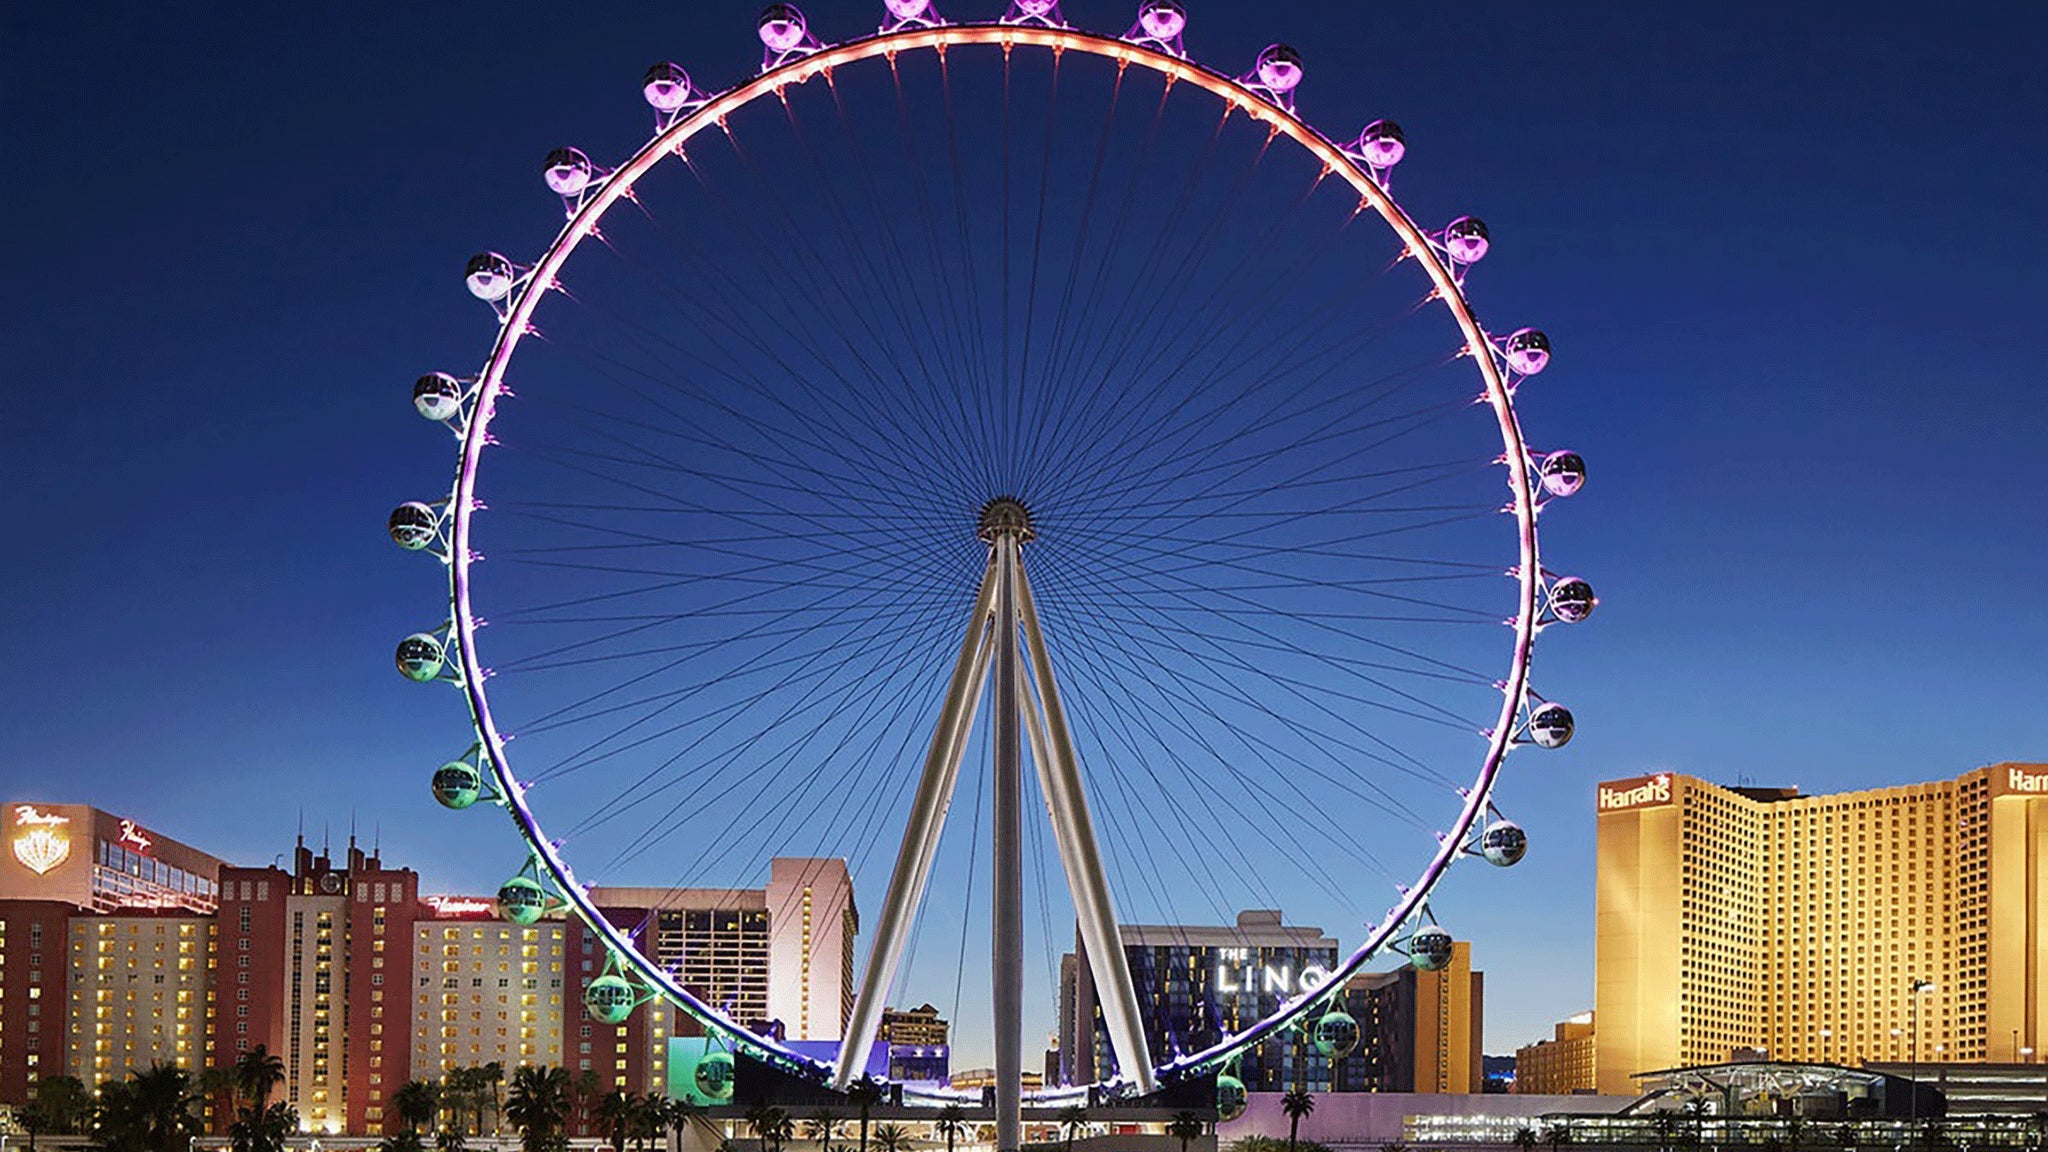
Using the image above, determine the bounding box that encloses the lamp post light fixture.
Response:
[1909,978,1937,1124]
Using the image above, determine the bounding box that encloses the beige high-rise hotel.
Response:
[1594,763,2048,1095]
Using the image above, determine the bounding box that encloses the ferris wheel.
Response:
[389,1,1593,1142]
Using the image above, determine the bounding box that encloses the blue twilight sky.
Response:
[2,0,2044,1056]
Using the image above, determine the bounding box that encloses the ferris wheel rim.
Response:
[438,17,1544,1101]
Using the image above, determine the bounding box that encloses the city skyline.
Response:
[3,0,2044,1065]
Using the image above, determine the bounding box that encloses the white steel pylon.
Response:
[832,499,1157,1150]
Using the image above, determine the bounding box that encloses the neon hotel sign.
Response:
[2003,766,2048,794]
[1598,774,1673,812]
[1213,948,1332,996]
[12,805,73,876]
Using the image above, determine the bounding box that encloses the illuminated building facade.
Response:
[1060,911,1486,1094]
[1,803,225,1106]
[410,901,567,1080]
[880,1002,951,1083]
[1595,763,2048,1095]
[1514,1012,1596,1094]
[1,803,223,914]
[3,801,857,1131]
[64,915,216,1088]
[1329,939,1485,1094]
[590,857,856,1044]
[1062,909,1341,1090]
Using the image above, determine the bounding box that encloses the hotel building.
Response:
[589,856,856,1044]
[1331,939,1484,1094]
[2,800,857,1134]
[1060,909,1484,1094]
[1594,763,2048,1095]
[0,804,225,1107]
[1514,1012,1596,1094]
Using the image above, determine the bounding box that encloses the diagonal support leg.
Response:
[1014,561,1159,1095]
[833,556,999,1091]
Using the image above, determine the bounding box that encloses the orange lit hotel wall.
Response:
[1593,763,2048,1095]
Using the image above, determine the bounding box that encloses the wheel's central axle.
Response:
[977,495,1036,543]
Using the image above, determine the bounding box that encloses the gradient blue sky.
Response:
[2,1,2043,1053]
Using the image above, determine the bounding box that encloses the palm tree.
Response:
[484,1062,509,1136]
[396,1081,443,1136]
[1167,1112,1205,1152]
[1513,1128,1539,1152]
[846,1078,885,1152]
[932,1107,965,1152]
[747,1104,797,1152]
[197,1066,239,1136]
[668,1098,707,1151]
[233,1045,288,1114]
[129,1062,204,1152]
[1545,1123,1573,1152]
[380,1133,428,1152]
[36,1075,95,1136]
[1380,1145,1410,1152]
[20,1101,51,1152]
[808,1112,843,1152]
[568,1070,603,1139]
[632,1093,667,1152]
[438,1127,471,1152]
[1786,1117,1807,1152]
[871,1124,909,1152]
[605,1091,642,1152]
[230,1101,299,1152]
[505,1065,571,1152]
[1280,1090,1315,1152]
[1059,1106,1089,1152]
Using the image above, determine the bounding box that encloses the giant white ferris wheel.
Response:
[389,2,1593,1146]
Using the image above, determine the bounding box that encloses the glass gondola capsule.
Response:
[496,875,549,925]
[413,372,464,422]
[1255,44,1303,93]
[694,1050,736,1099]
[431,761,483,810]
[388,502,440,551]
[464,252,517,302]
[584,973,639,1024]
[1013,0,1059,17]
[1354,119,1405,169]
[1443,216,1490,264]
[395,634,445,682]
[542,147,594,197]
[1549,577,1597,624]
[1215,1074,1248,1122]
[1505,328,1552,376]
[1479,820,1527,867]
[1409,925,1455,971]
[1528,702,1575,749]
[642,62,693,111]
[758,4,809,52]
[885,0,932,19]
[1313,1009,1360,1059]
[1137,0,1185,41]
[1539,451,1586,498]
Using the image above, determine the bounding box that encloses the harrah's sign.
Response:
[2001,766,2048,796]
[1598,774,1674,812]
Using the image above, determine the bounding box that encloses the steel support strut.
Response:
[833,556,999,1091]
[1015,563,1159,1095]
[992,537,1025,1152]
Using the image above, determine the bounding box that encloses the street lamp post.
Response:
[1909,979,1936,1125]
